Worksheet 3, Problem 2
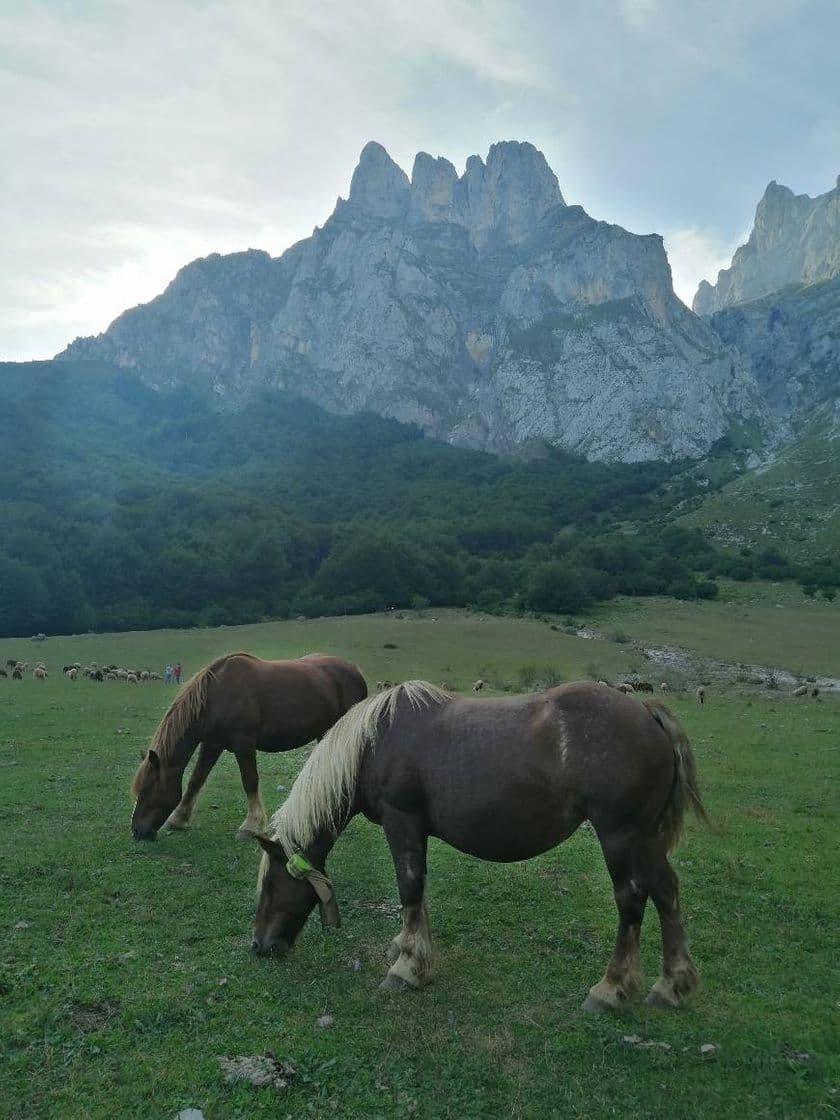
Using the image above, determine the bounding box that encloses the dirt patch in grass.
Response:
[67,997,120,1033]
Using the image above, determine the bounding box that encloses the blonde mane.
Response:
[269,681,451,857]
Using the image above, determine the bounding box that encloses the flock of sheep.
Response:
[2,662,822,701]
[0,659,164,682]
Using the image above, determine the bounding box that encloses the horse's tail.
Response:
[148,657,222,760]
[644,699,710,853]
[271,680,450,855]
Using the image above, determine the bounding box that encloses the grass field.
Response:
[1,611,838,1119]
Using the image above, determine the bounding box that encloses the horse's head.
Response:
[251,835,330,957]
[130,749,182,840]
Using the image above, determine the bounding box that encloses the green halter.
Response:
[286,853,341,928]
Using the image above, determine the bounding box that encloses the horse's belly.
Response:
[428,788,583,863]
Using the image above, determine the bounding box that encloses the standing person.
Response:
[164,663,173,684]
[174,661,182,684]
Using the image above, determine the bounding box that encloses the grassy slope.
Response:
[1,611,838,1119]
[592,581,840,679]
[681,409,840,560]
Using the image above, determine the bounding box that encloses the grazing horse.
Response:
[131,652,367,842]
[252,680,708,1012]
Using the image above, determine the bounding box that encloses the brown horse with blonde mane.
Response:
[131,652,367,841]
[252,680,708,1012]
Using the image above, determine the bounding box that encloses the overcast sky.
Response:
[2,0,839,361]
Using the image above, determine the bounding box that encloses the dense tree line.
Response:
[0,360,835,637]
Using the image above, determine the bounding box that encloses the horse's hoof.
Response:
[645,987,680,1010]
[165,820,189,832]
[379,972,414,993]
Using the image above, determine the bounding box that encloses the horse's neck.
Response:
[165,735,200,772]
[304,828,339,869]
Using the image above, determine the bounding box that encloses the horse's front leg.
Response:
[233,748,267,839]
[380,809,433,992]
[164,742,223,831]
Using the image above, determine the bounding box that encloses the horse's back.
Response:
[206,652,366,748]
[366,681,676,859]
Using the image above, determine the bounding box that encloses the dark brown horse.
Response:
[252,680,708,1012]
[130,652,367,841]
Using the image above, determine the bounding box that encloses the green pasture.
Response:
[594,581,840,679]
[1,612,838,1119]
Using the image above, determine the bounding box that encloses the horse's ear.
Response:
[147,749,160,772]
[254,834,285,860]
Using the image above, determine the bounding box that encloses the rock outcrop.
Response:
[694,176,840,314]
[60,141,761,461]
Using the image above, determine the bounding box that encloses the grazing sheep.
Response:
[472,678,484,692]
[65,667,77,681]
[126,672,139,683]
[633,681,654,693]
[696,686,706,705]
[811,686,820,698]
[792,685,808,697]
[660,682,670,693]
[0,669,7,679]
[34,666,47,680]
[12,667,23,680]
[615,682,634,694]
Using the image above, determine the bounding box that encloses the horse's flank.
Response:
[270,681,450,856]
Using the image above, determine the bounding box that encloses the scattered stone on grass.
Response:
[623,1035,672,1052]
[177,1110,205,1120]
[700,1043,720,1059]
[358,898,402,916]
[317,1014,335,1029]
[349,958,362,972]
[779,1044,811,1064]
[13,920,31,930]
[218,1053,296,1090]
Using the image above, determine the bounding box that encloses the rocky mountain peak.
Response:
[463,140,564,249]
[694,173,840,314]
[342,140,564,248]
[346,140,410,219]
[409,152,462,224]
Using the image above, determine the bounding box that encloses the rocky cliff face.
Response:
[707,275,840,418]
[60,141,761,462]
[694,176,840,314]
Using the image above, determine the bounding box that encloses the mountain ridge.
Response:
[59,140,760,463]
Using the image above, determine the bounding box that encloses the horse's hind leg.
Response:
[165,742,223,830]
[640,842,699,1009]
[583,830,647,1013]
[234,748,267,839]
[380,809,433,992]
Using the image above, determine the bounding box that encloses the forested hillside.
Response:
[1,360,834,637]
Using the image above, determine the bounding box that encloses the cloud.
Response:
[2,0,839,358]
[664,226,745,307]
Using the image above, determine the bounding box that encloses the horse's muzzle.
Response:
[132,826,157,841]
[250,935,289,957]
